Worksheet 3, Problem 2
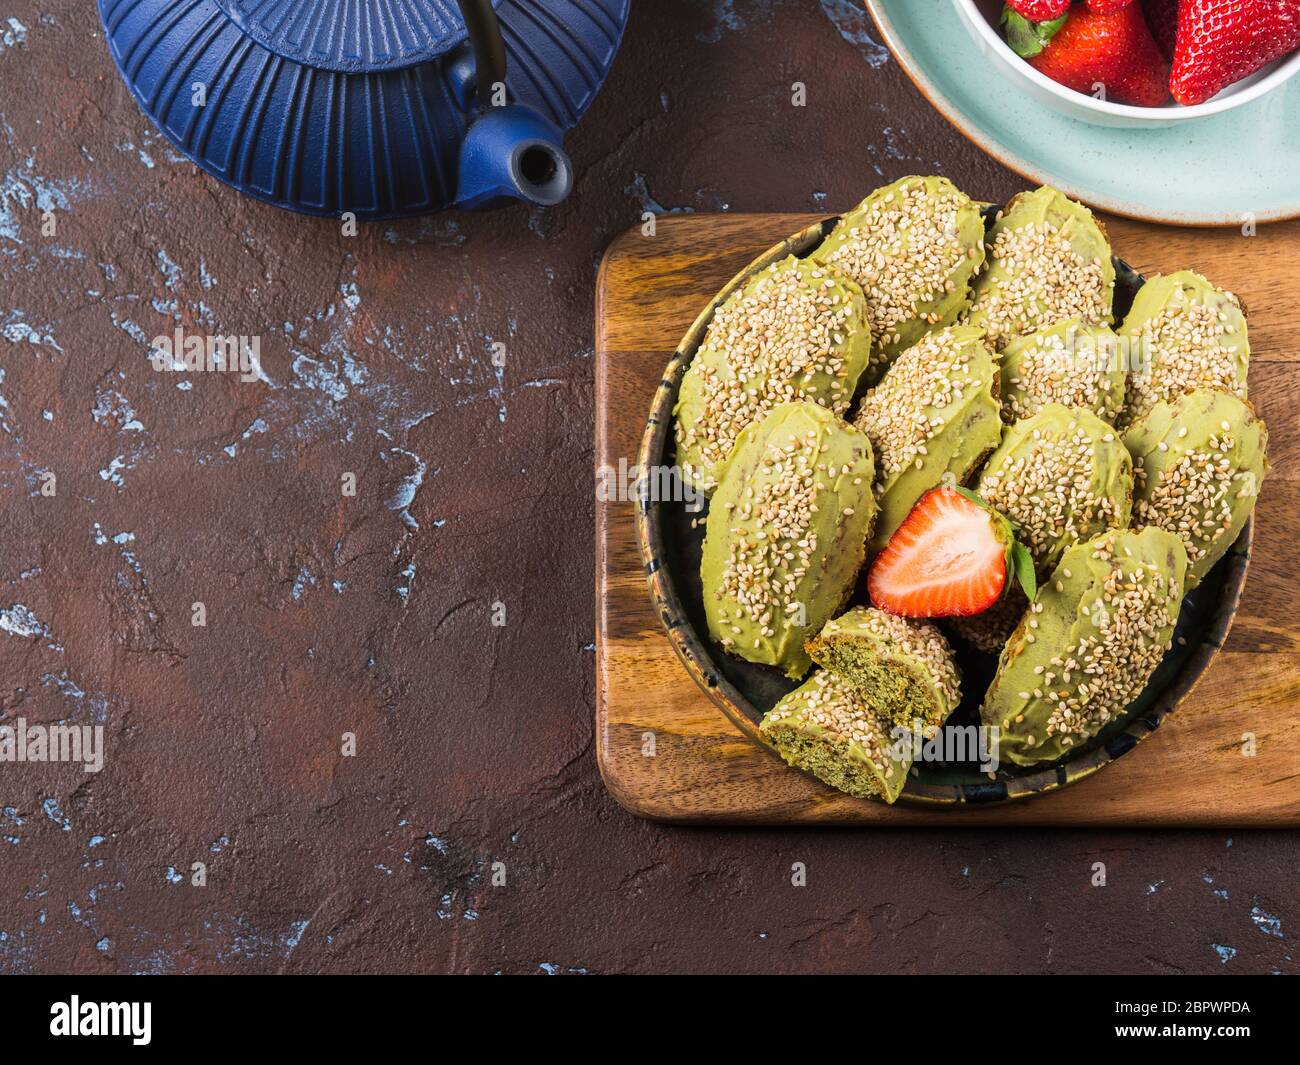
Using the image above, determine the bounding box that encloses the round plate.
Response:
[635,213,1252,806]
[864,0,1300,226]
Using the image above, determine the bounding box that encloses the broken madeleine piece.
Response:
[760,669,912,803]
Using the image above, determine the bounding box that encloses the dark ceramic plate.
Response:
[635,209,1252,806]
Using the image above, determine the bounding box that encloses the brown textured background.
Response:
[0,0,1295,974]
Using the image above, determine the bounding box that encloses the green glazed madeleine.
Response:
[981,528,1188,767]
[853,324,1002,552]
[965,186,1115,351]
[809,175,987,379]
[760,669,912,803]
[977,404,1134,577]
[674,254,873,494]
[953,405,1131,656]
[999,318,1127,424]
[702,401,878,679]
[1117,270,1249,428]
[806,606,961,734]
[1124,388,1267,589]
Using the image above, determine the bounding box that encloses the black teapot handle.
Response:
[458,0,508,108]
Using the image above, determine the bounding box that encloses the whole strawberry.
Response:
[1171,0,1300,105]
[1086,0,1137,12]
[1007,0,1071,20]
[1024,3,1172,105]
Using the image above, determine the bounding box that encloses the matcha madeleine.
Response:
[965,186,1115,351]
[674,254,873,494]
[702,401,878,679]
[806,606,961,734]
[1124,389,1267,589]
[809,175,987,377]
[999,319,1126,424]
[853,324,1002,552]
[760,669,912,803]
[981,528,1188,767]
[977,404,1133,576]
[954,405,1132,658]
[1118,270,1249,428]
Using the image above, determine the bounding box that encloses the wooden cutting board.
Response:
[595,212,1300,826]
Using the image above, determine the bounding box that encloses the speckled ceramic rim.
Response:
[634,216,1253,808]
[864,0,1300,228]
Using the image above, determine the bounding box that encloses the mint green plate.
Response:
[865,0,1300,226]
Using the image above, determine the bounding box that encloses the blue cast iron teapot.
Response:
[97,0,629,216]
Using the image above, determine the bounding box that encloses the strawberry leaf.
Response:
[1001,5,1068,59]
[1009,541,1038,602]
[951,485,991,509]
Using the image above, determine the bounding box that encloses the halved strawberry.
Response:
[867,487,1036,619]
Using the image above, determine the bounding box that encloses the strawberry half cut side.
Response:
[867,487,1036,619]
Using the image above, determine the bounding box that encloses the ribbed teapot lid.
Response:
[212,0,503,73]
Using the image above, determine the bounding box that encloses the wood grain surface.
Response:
[595,212,1300,826]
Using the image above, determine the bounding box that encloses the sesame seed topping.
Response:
[854,327,992,491]
[818,179,976,372]
[1001,326,1122,422]
[717,422,862,634]
[840,606,961,709]
[678,258,866,491]
[764,670,898,772]
[1036,536,1179,744]
[1121,297,1246,427]
[967,220,1111,350]
[1133,428,1243,570]
[978,416,1127,571]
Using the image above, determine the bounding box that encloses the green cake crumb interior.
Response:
[761,721,890,801]
[760,669,911,803]
[813,639,933,732]
[807,606,961,733]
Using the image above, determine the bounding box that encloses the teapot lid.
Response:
[212,0,504,73]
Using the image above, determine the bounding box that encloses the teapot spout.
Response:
[455,104,573,211]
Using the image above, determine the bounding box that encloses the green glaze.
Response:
[806,606,961,734]
[1118,270,1250,427]
[999,318,1127,424]
[1124,388,1267,589]
[981,528,1188,767]
[674,254,873,494]
[809,175,986,379]
[966,186,1115,351]
[702,402,878,679]
[855,324,1002,552]
[976,403,1133,576]
[760,669,912,803]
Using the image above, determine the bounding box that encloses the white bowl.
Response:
[954,0,1300,127]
